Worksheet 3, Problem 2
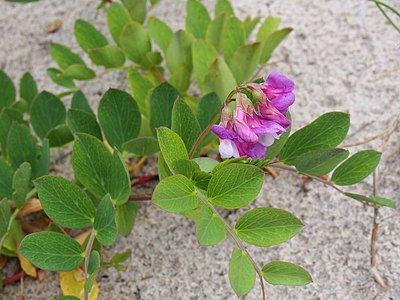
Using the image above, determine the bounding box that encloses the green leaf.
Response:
[186,0,211,39]
[127,70,154,118]
[67,109,102,140]
[19,72,38,104]
[169,65,191,93]
[166,30,193,73]
[192,171,212,190]
[235,208,303,247]
[259,28,292,64]
[265,112,291,160]
[148,17,173,54]
[197,92,220,131]
[140,51,162,70]
[0,108,23,156]
[205,14,226,50]
[47,68,75,89]
[71,91,94,116]
[60,64,96,80]
[72,134,131,204]
[215,0,234,16]
[280,112,350,164]
[158,153,173,180]
[195,205,225,246]
[369,196,396,208]
[35,139,50,179]
[74,19,108,52]
[152,174,199,213]
[229,42,262,84]
[243,16,260,38]
[0,159,14,199]
[98,88,141,149]
[256,16,280,41]
[120,22,151,64]
[207,164,264,209]
[192,157,218,173]
[34,176,95,228]
[7,123,37,169]
[331,150,381,185]
[293,148,349,176]
[88,45,125,68]
[0,70,16,108]
[344,192,396,208]
[94,194,117,246]
[262,262,312,286]
[0,199,12,239]
[47,124,74,148]
[122,0,147,23]
[56,296,80,300]
[30,91,66,139]
[150,82,180,134]
[171,99,202,153]
[116,202,139,236]
[19,232,84,271]
[157,127,190,175]
[229,248,256,296]
[110,249,132,264]
[192,39,218,86]
[50,43,85,69]
[222,16,246,63]
[88,250,100,275]
[84,268,99,293]
[107,3,132,46]
[123,137,159,156]
[202,58,236,101]
[12,162,31,209]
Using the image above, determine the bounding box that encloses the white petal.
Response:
[219,139,240,158]
[258,133,275,147]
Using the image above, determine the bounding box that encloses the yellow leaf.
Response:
[60,269,99,300]
[74,230,91,245]
[17,198,42,218]
[17,250,37,277]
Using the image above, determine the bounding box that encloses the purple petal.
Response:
[212,125,235,139]
[264,72,295,93]
[270,92,295,114]
[238,142,267,159]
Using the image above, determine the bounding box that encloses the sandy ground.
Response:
[1,0,399,299]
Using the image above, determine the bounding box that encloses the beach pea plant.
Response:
[0,0,397,300]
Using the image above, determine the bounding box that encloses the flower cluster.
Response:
[212,72,295,159]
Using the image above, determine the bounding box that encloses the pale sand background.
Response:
[0,0,399,299]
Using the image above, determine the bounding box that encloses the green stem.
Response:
[188,89,238,159]
[370,0,400,34]
[25,188,37,201]
[83,230,96,300]
[195,189,266,300]
[0,208,19,250]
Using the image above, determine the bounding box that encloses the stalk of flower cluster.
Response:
[188,89,238,159]
[195,189,266,300]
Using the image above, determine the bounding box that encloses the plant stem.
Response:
[0,208,20,249]
[370,0,400,34]
[188,89,238,159]
[268,164,346,194]
[128,194,152,201]
[196,189,266,300]
[83,230,96,300]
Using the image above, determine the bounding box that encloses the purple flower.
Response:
[212,72,295,159]
[261,72,295,114]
